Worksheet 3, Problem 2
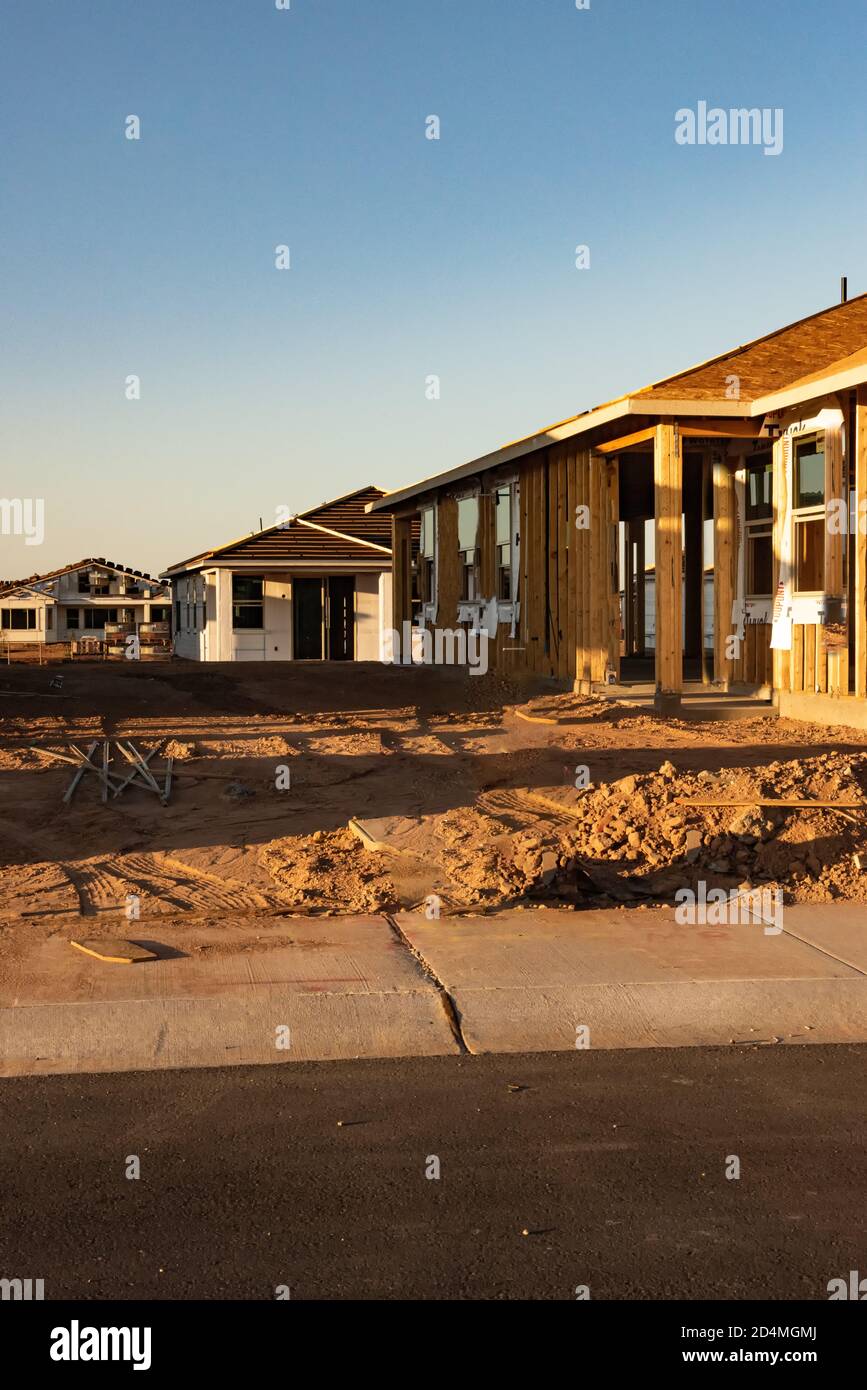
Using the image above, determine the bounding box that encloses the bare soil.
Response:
[2,660,867,969]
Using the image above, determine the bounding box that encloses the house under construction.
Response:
[370,292,867,727]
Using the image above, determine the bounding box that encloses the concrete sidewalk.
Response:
[1,904,866,1076]
[395,904,867,1053]
[0,918,460,1076]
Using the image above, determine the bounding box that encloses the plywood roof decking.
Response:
[162,485,410,577]
[301,486,392,546]
[213,521,390,563]
[370,293,867,513]
[638,292,867,403]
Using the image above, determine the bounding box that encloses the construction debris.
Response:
[70,939,157,964]
[60,739,172,805]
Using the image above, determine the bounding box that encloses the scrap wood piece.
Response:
[676,798,866,809]
[164,755,173,800]
[116,740,166,801]
[102,738,110,803]
[112,742,164,797]
[62,739,99,804]
[70,938,157,965]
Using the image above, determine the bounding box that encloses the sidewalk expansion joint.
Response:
[383,914,470,1054]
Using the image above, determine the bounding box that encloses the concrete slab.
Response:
[395,905,867,1054]
[780,901,867,974]
[0,918,459,1076]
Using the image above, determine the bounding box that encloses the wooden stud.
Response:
[654,423,683,705]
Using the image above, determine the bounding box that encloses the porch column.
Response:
[713,454,736,690]
[654,422,683,711]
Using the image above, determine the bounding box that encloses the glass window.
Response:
[746,531,773,596]
[458,496,479,601]
[66,608,80,630]
[232,574,264,630]
[495,485,513,601]
[232,575,263,604]
[746,455,772,520]
[795,439,825,508]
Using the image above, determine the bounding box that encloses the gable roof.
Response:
[0,558,167,599]
[370,293,867,512]
[162,486,392,576]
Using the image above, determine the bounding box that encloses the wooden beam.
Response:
[595,427,656,455]
[680,420,765,439]
[654,422,683,706]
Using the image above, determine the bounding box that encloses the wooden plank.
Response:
[595,426,656,455]
[436,495,460,630]
[805,623,816,692]
[856,385,867,699]
[62,740,99,805]
[391,514,413,632]
[654,423,683,699]
[792,623,804,692]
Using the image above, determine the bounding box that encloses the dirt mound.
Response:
[523,753,867,905]
[260,828,397,913]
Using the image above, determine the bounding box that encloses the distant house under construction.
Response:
[162,487,394,662]
[0,559,172,657]
[371,293,867,726]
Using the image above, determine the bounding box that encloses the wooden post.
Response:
[391,514,413,634]
[824,421,845,695]
[713,453,736,691]
[654,422,683,710]
[771,435,789,698]
[857,386,867,699]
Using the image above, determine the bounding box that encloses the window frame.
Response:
[792,434,826,596]
[232,574,265,631]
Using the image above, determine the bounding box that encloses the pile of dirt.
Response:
[520,752,867,905]
[259,828,397,913]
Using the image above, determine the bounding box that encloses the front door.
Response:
[327,577,355,661]
[293,578,323,659]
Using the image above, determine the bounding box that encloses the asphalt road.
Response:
[1,1046,865,1301]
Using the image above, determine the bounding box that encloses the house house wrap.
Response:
[162,487,394,662]
[370,293,867,726]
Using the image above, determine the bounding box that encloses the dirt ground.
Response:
[3,659,867,968]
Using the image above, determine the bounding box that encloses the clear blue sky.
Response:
[1,0,865,575]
